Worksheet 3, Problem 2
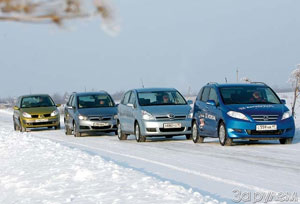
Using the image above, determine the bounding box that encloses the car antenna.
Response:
[225,77,228,83]
[140,78,144,88]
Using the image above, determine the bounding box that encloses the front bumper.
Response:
[140,119,192,136]
[22,116,60,128]
[78,119,117,133]
[226,117,295,140]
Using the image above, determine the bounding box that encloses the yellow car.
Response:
[13,94,61,132]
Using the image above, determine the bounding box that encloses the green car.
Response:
[13,94,61,132]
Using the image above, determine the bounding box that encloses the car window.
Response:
[77,94,114,109]
[128,92,136,105]
[201,87,210,102]
[208,88,219,105]
[71,96,77,107]
[122,91,131,105]
[137,91,187,106]
[21,95,55,108]
[67,95,73,106]
[197,88,203,101]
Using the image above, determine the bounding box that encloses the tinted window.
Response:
[137,91,187,106]
[208,88,219,105]
[201,87,210,102]
[77,94,115,109]
[219,86,281,105]
[21,95,55,108]
[122,91,131,105]
[67,95,73,106]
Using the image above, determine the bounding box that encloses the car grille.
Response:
[159,127,185,132]
[246,130,283,135]
[89,116,112,121]
[26,121,56,126]
[91,125,112,130]
[155,115,186,120]
[31,114,52,118]
[251,115,279,122]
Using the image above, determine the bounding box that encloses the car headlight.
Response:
[22,112,32,118]
[282,111,292,120]
[78,115,88,120]
[142,110,155,120]
[113,114,118,120]
[50,110,59,117]
[188,109,193,119]
[227,111,249,121]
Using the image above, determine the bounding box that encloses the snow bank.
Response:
[0,127,221,204]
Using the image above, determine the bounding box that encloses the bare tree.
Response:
[288,64,300,117]
[0,0,119,34]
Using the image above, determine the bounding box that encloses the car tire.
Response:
[65,125,72,135]
[13,119,20,131]
[55,123,61,130]
[135,123,146,142]
[192,121,204,143]
[117,122,127,140]
[279,138,293,144]
[73,123,81,137]
[20,125,26,133]
[218,122,232,146]
[165,136,173,139]
[186,134,192,140]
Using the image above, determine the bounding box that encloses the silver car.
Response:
[117,88,193,142]
[64,92,118,137]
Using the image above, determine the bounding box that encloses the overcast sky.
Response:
[1,0,300,97]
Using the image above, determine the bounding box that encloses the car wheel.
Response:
[20,125,26,132]
[165,136,173,139]
[55,123,61,130]
[192,121,204,143]
[279,138,293,144]
[117,122,127,140]
[218,122,232,146]
[13,119,18,131]
[135,123,146,142]
[73,123,81,137]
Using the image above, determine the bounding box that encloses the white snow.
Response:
[0,92,299,203]
[0,112,221,204]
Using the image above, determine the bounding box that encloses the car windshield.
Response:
[77,94,115,109]
[137,91,187,106]
[219,86,281,105]
[21,96,55,108]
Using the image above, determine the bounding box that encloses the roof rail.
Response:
[250,82,268,86]
[207,82,219,85]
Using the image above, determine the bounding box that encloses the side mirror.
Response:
[56,104,61,107]
[67,106,74,110]
[187,100,193,105]
[127,103,134,108]
[206,100,216,107]
[281,99,286,105]
[13,106,19,110]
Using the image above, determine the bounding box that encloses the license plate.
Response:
[35,119,48,122]
[163,123,181,129]
[256,124,277,131]
[93,122,109,127]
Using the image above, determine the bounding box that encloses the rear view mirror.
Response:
[206,100,216,106]
[187,100,193,105]
[280,99,286,105]
[13,106,19,110]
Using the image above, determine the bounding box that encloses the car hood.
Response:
[21,106,57,114]
[141,105,191,116]
[226,104,288,116]
[78,107,117,116]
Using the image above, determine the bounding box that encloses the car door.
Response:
[194,87,211,136]
[205,88,221,137]
[127,91,137,133]
[118,91,131,132]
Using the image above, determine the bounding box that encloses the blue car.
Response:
[191,82,295,146]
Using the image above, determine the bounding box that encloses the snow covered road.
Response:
[1,102,300,203]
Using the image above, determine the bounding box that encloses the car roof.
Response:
[74,91,109,96]
[135,87,178,93]
[208,83,268,88]
[20,94,51,98]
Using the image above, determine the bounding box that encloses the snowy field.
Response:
[0,92,300,204]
